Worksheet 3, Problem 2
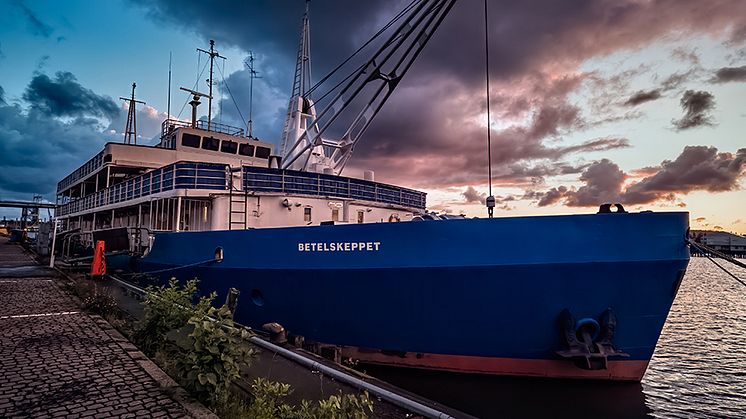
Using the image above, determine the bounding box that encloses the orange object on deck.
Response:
[91,240,107,278]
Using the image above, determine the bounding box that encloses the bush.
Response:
[132,278,213,356]
[175,304,255,405]
[245,378,373,419]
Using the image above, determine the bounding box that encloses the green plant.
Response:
[132,278,212,356]
[245,378,374,419]
[176,304,255,405]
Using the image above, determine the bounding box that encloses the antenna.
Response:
[483,0,495,218]
[179,87,211,128]
[167,52,172,118]
[120,83,145,145]
[197,40,226,132]
[243,51,262,138]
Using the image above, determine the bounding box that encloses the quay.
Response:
[0,237,214,418]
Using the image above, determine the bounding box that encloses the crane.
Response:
[280,0,457,175]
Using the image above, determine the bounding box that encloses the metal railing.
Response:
[161,118,245,139]
[57,162,428,217]
[57,150,105,193]
[242,166,427,210]
[57,162,228,216]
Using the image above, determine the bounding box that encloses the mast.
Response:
[280,0,313,157]
[197,40,225,131]
[167,52,172,118]
[244,51,261,138]
[120,83,145,145]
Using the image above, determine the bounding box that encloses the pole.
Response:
[483,0,494,219]
[167,52,172,118]
[48,219,59,268]
[208,40,215,131]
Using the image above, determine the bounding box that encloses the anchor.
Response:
[556,308,629,370]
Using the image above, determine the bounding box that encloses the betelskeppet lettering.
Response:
[298,241,381,252]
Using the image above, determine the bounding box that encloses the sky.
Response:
[0,0,744,233]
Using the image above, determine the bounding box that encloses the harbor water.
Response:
[362,257,746,418]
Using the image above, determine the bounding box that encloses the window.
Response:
[182,133,201,148]
[201,136,220,151]
[255,146,271,159]
[357,210,364,224]
[221,140,238,154]
[239,144,255,157]
[331,209,339,222]
[304,207,312,222]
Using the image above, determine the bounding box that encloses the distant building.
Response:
[690,230,746,257]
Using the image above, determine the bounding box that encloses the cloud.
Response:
[622,146,746,203]
[129,0,746,189]
[694,216,707,222]
[623,90,662,106]
[106,103,167,144]
[672,90,716,130]
[711,65,746,83]
[0,72,166,202]
[23,71,119,119]
[15,1,53,38]
[530,146,746,207]
[462,186,486,205]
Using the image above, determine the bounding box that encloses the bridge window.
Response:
[202,137,220,151]
[182,133,201,148]
[255,146,271,159]
[221,140,238,154]
[239,144,255,157]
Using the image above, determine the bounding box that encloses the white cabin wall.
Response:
[210,194,416,231]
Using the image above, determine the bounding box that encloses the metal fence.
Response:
[242,166,427,210]
[57,162,427,217]
[57,162,228,216]
[57,150,105,193]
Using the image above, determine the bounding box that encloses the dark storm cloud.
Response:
[622,146,746,204]
[0,74,137,200]
[131,0,746,188]
[530,146,746,207]
[623,90,662,106]
[462,186,486,205]
[0,86,5,104]
[672,90,716,130]
[711,65,746,83]
[14,1,54,38]
[23,72,119,119]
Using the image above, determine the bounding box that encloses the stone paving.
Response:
[0,240,215,419]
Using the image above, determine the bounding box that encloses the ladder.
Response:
[228,167,248,230]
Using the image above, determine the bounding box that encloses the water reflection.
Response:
[361,259,746,418]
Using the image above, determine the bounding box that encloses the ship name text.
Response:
[298,241,381,252]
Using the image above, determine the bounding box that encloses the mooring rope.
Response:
[686,238,746,288]
[119,257,218,278]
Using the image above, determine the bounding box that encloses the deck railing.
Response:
[57,150,105,193]
[57,162,427,217]
[56,162,228,216]
[242,167,427,210]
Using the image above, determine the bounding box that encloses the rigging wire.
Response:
[484,0,494,218]
[216,61,248,131]
[177,59,210,120]
[304,0,421,99]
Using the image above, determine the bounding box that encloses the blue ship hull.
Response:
[139,211,689,381]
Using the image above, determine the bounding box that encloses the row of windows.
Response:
[303,207,366,224]
[182,133,271,159]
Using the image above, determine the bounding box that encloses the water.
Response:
[363,258,746,418]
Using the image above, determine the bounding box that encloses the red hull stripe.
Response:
[340,347,649,381]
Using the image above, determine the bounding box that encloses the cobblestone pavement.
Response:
[0,241,214,418]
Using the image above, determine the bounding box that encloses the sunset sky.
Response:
[0,0,744,233]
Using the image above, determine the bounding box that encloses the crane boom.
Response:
[281,0,457,174]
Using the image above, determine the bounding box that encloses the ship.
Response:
[54,0,690,381]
